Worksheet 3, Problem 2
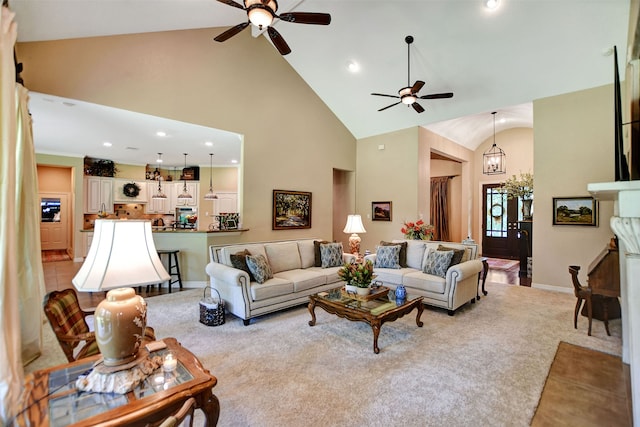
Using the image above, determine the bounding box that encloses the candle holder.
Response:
[163,351,178,372]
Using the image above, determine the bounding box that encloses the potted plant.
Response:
[401,219,434,240]
[338,260,376,295]
[500,172,534,219]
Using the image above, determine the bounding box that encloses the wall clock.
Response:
[123,182,141,198]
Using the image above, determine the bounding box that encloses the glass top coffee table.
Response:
[308,286,424,354]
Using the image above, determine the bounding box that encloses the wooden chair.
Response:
[43,288,100,362]
[569,265,613,336]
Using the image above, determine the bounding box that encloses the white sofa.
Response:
[205,239,355,325]
[364,240,483,315]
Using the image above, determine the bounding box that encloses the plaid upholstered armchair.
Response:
[43,288,100,362]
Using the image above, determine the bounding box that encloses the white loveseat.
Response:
[205,239,355,325]
[364,240,483,315]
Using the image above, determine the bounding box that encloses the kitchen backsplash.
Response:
[83,204,173,229]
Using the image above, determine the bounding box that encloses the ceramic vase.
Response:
[395,284,407,305]
[95,287,147,367]
[344,284,358,294]
[522,198,533,220]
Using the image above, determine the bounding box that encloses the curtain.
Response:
[430,176,451,242]
[1,5,44,423]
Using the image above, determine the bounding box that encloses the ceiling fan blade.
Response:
[214,22,250,42]
[411,80,425,94]
[378,101,402,112]
[371,93,400,99]
[420,92,454,100]
[278,12,331,25]
[412,102,425,113]
[216,0,245,10]
[267,27,292,55]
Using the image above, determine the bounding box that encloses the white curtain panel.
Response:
[0,5,45,423]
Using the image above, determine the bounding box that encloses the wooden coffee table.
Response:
[308,288,424,354]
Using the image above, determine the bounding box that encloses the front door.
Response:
[40,193,69,251]
[482,183,522,259]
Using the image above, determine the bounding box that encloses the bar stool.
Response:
[156,249,183,293]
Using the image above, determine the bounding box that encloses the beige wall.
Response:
[533,84,615,289]
[19,27,355,254]
[472,127,534,247]
[357,128,419,253]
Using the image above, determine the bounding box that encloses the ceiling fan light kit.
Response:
[214,0,331,56]
[372,35,453,113]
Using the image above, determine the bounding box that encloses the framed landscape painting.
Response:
[272,190,312,230]
[371,201,392,221]
[552,197,598,226]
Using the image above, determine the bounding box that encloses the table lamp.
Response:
[72,220,169,368]
[343,214,366,257]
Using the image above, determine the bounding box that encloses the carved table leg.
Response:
[481,258,489,297]
[371,320,382,354]
[308,299,317,326]
[416,302,424,327]
[198,388,221,426]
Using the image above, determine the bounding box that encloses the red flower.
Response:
[416,219,424,226]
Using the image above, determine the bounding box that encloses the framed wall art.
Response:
[552,196,598,226]
[272,190,312,230]
[371,201,392,221]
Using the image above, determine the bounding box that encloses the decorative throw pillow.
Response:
[374,245,401,269]
[422,249,454,278]
[313,240,331,267]
[229,250,256,282]
[245,254,273,284]
[437,245,465,268]
[319,242,343,268]
[380,241,408,267]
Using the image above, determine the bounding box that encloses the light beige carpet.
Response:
[29,282,622,427]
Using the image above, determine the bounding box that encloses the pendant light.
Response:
[177,153,193,199]
[204,153,218,200]
[483,111,506,175]
[152,153,167,199]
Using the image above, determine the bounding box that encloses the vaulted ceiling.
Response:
[11,0,629,166]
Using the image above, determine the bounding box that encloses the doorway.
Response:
[40,193,70,251]
[481,183,523,259]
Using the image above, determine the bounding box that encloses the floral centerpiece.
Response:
[401,219,434,240]
[338,260,375,289]
[500,172,533,200]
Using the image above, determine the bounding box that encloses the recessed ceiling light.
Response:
[231,159,238,164]
[103,141,112,147]
[484,0,500,10]
[156,131,167,137]
[347,60,360,73]
[205,141,213,146]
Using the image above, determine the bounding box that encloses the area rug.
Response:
[487,257,519,271]
[41,250,71,263]
[29,282,623,427]
[532,342,631,426]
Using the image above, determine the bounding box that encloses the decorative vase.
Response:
[356,286,370,296]
[94,287,147,367]
[522,198,533,220]
[395,284,407,304]
[344,284,358,294]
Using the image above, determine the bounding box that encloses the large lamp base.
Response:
[348,233,361,257]
[95,287,147,367]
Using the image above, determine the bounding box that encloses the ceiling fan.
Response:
[372,36,454,113]
[213,0,331,56]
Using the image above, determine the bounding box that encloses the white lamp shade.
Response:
[73,220,170,291]
[343,214,366,234]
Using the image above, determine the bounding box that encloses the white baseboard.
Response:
[531,282,573,294]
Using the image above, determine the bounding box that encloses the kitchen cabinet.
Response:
[146,181,174,214]
[113,179,148,203]
[82,232,94,258]
[172,182,199,208]
[84,177,114,214]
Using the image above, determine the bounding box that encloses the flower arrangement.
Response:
[338,260,375,288]
[401,219,434,240]
[500,172,533,200]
